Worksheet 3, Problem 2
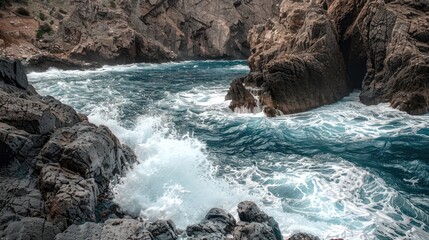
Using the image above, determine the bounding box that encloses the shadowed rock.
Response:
[226,0,351,116]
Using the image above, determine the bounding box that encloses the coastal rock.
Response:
[139,0,282,60]
[233,222,277,240]
[45,0,281,63]
[38,122,136,192]
[186,208,236,239]
[50,0,176,64]
[328,0,429,114]
[226,0,350,116]
[1,217,61,240]
[57,219,179,240]
[24,55,101,72]
[287,232,320,240]
[236,201,282,240]
[0,59,137,237]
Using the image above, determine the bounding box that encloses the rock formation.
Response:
[328,0,429,115]
[0,59,137,237]
[226,0,351,116]
[1,0,281,64]
[226,0,429,116]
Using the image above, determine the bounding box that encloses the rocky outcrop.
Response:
[328,0,429,115]
[24,55,101,72]
[227,0,429,116]
[43,0,282,64]
[0,59,137,237]
[226,0,351,116]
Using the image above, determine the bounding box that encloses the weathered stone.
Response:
[145,220,178,240]
[55,222,103,240]
[186,208,236,239]
[233,222,277,240]
[287,232,321,240]
[1,217,61,240]
[328,0,429,114]
[227,0,350,116]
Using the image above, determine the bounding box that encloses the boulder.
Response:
[236,201,282,240]
[233,222,277,240]
[38,122,136,192]
[1,217,61,240]
[226,0,351,116]
[287,232,320,240]
[186,208,236,239]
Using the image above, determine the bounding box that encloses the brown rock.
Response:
[227,0,351,116]
[328,0,429,114]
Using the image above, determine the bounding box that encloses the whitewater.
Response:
[28,60,429,240]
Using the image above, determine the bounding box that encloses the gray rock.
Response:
[55,222,103,240]
[233,222,277,240]
[1,217,61,240]
[237,201,282,240]
[38,121,136,192]
[186,208,236,239]
[287,232,320,240]
[145,220,178,240]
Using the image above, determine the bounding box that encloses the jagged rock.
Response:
[227,0,350,116]
[236,201,282,240]
[145,220,178,240]
[225,78,257,112]
[55,222,103,240]
[0,59,138,236]
[186,208,236,239]
[233,222,277,240]
[39,164,99,229]
[0,92,56,134]
[24,55,101,72]
[1,217,61,240]
[328,0,429,114]
[46,0,281,63]
[0,59,29,90]
[287,232,320,240]
[38,121,136,192]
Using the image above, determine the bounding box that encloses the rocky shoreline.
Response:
[226,0,429,116]
[0,60,328,239]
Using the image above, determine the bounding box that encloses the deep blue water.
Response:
[28,61,429,239]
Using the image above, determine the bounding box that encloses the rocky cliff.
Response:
[1,0,281,65]
[226,0,429,116]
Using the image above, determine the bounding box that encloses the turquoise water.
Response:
[28,61,429,239]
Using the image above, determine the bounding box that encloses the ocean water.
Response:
[28,61,429,239]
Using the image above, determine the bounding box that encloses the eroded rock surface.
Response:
[328,0,429,114]
[227,0,351,116]
[227,0,429,116]
[0,59,137,237]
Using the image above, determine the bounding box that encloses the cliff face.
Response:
[329,0,429,115]
[226,0,429,116]
[0,0,281,64]
[226,0,351,116]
